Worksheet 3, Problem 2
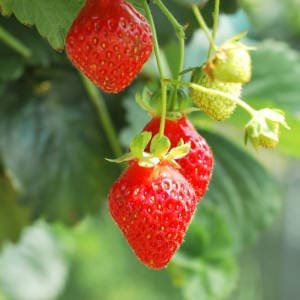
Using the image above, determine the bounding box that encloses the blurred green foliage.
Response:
[0,0,299,299]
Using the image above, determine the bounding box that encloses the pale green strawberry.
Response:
[209,42,252,83]
[190,67,242,121]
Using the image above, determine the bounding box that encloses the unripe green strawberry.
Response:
[208,42,252,83]
[190,68,242,121]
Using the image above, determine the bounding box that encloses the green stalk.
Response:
[154,0,185,80]
[192,5,217,58]
[159,80,168,136]
[154,0,185,110]
[143,0,167,137]
[209,0,220,58]
[81,74,123,158]
[0,26,31,58]
[143,0,164,78]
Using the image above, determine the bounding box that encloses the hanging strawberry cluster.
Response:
[65,0,289,269]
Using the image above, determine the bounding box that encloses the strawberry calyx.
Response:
[136,86,199,120]
[107,131,190,168]
[245,108,290,149]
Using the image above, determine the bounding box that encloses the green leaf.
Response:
[201,130,281,253]
[0,175,29,249]
[0,0,84,50]
[0,222,69,300]
[0,0,12,16]
[0,67,118,224]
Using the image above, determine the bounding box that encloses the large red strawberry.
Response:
[66,0,153,93]
[109,161,197,269]
[143,116,213,200]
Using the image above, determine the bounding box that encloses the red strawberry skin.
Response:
[66,0,153,93]
[109,162,197,269]
[144,117,213,200]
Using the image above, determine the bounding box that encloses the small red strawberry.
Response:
[143,116,213,200]
[66,0,153,93]
[109,161,197,269]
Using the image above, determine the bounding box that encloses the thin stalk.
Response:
[154,0,185,110]
[143,0,167,137]
[154,0,185,78]
[143,0,164,78]
[81,74,123,158]
[209,0,220,57]
[0,26,31,58]
[159,81,168,136]
[192,5,217,57]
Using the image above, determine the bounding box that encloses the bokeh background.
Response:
[0,0,300,299]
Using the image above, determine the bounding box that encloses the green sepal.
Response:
[165,141,191,161]
[136,85,195,117]
[227,31,248,43]
[223,32,256,51]
[105,153,135,164]
[135,87,156,115]
[260,108,290,128]
[130,131,152,158]
[150,134,171,157]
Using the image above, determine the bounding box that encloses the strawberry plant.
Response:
[0,0,299,299]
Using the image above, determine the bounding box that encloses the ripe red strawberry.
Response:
[66,0,153,93]
[143,116,213,200]
[109,161,197,269]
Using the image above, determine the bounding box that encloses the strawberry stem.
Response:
[153,0,185,79]
[143,0,164,79]
[143,0,167,137]
[0,26,31,59]
[159,80,168,136]
[210,0,220,58]
[153,0,185,111]
[80,74,123,159]
[192,5,217,58]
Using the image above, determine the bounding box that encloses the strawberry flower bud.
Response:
[245,108,290,148]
